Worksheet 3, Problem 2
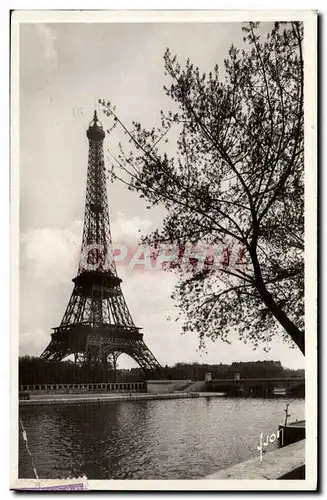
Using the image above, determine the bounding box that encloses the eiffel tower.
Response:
[41,111,161,374]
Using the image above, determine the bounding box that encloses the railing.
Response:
[19,382,146,393]
[209,377,304,383]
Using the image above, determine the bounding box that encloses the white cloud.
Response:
[19,328,49,357]
[111,212,153,243]
[20,220,82,285]
[19,214,305,370]
[35,24,57,66]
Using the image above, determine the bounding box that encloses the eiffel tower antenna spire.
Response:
[94,96,99,116]
[41,111,161,374]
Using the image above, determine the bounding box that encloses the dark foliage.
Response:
[19,356,303,385]
[161,360,304,381]
[19,356,116,386]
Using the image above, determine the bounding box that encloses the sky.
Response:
[19,20,305,370]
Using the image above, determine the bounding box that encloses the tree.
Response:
[99,21,304,354]
[19,356,115,385]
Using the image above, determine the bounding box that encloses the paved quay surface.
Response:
[19,391,226,406]
[205,440,305,480]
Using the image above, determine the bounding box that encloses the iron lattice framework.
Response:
[41,111,161,374]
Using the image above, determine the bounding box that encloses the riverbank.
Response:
[205,439,305,480]
[19,391,226,406]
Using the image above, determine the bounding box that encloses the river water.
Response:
[19,397,304,479]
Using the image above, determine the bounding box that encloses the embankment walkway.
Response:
[205,440,305,480]
[19,391,226,406]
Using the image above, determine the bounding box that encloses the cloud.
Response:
[35,23,57,66]
[19,215,304,370]
[19,213,163,357]
[111,212,153,243]
[19,328,49,357]
[20,220,82,285]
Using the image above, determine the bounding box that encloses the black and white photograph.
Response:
[11,10,317,490]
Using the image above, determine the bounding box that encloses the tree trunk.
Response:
[250,249,305,355]
[257,283,305,355]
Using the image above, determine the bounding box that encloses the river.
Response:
[19,397,304,479]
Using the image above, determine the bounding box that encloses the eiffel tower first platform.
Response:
[41,111,161,374]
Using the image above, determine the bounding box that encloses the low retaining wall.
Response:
[19,392,200,406]
[19,381,145,395]
[147,380,193,394]
[205,440,305,480]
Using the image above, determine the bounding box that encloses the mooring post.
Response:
[284,403,291,426]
